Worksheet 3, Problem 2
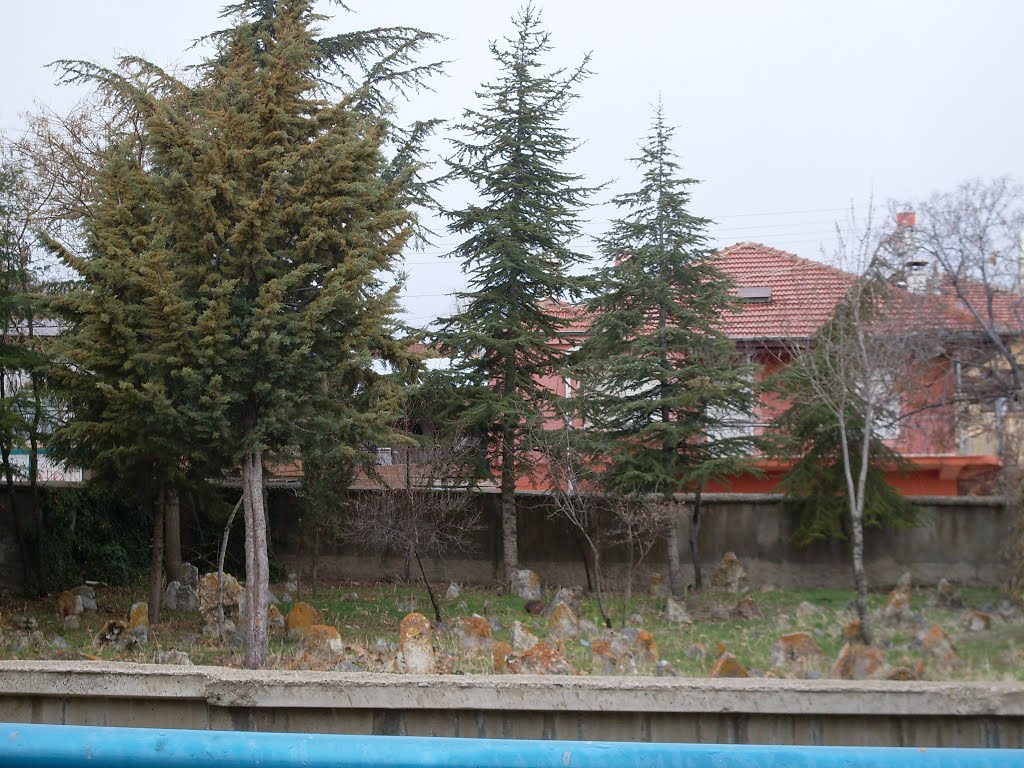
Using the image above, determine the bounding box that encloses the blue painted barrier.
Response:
[0,722,1021,768]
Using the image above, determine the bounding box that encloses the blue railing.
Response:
[1,723,1021,768]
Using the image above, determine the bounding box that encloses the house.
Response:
[544,241,1013,497]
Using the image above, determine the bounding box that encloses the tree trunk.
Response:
[415,551,442,623]
[850,506,872,644]
[311,524,319,593]
[242,446,270,669]
[586,536,612,629]
[27,308,43,588]
[164,489,183,583]
[573,533,594,591]
[148,491,165,625]
[500,431,518,583]
[28,412,42,588]
[664,495,684,598]
[690,487,704,590]
[1,443,33,595]
[218,495,242,640]
[621,560,634,628]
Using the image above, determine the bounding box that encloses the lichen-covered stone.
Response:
[731,596,760,620]
[547,603,579,640]
[544,586,584,618]
[510,620,539,651]
[882,588,912,624]
[492,641,514,674]
[397,612,435,674]
[304,624,344,655]
[633,629,659,668]
[771,632,827,669]
[285,601,324,634]
[198,572,244,617]
[95,620,137,649]
[452,615,493,653]
[590,640,635,675]
[915,625,957,662]
[57,591,83,619]
[832,643,887,679]
[710,552,748,593]
[648,573,669,598]
[507,642,573,675]
[709,652,748,678]
[936,578,964,608]
[964,611,991,632]
[129,602,149,631]
[268,604,285,630]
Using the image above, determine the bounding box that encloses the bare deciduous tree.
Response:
[533,422,613,628]
[900,178,1024,596]
[611,493,671,627]
[342,434,481,622]
[778,212,929,644]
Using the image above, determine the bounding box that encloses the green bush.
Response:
[40,485,150,591]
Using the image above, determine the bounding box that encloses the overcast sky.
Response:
[2,1,1022,327]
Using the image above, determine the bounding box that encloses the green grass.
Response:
[1,580,1021,679]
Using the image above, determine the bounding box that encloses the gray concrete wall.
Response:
[274,493,1016,590]
[0,662,1021,748]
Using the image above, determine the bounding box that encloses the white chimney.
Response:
[897,210,929,293]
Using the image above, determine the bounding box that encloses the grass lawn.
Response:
[1,579,1021,680]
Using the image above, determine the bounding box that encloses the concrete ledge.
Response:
[1,661,1022,717]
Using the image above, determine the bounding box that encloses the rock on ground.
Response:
[832,643,887,680]
[285,601,324,635]
[510,620,539,651]
[710,552,748,593]
[547,603,580,640]
[509,569,542,601]
[544,586,584,618]
[709,652,748,678]
[451,615,493,653]
[665,597,692,625]
[397,612,435,674]
[156,650,192,665]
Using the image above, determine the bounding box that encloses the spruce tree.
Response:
[48,0,437,667]
[577,103,754,597]
[435,5,595,581]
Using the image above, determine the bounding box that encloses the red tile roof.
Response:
[545,242,1022,342]
[716,242,856,339]
[937,278,1024,334]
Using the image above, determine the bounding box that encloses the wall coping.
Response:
[1,661,1022,718]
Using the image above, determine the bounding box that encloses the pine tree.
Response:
[576,103,754,597]
[48,0,437,667]
[435,5,595,581]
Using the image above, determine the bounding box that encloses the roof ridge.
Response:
[717,241,856,280]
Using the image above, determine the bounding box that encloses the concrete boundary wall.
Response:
[274,493,1016,589]
[1,662,1022,748]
